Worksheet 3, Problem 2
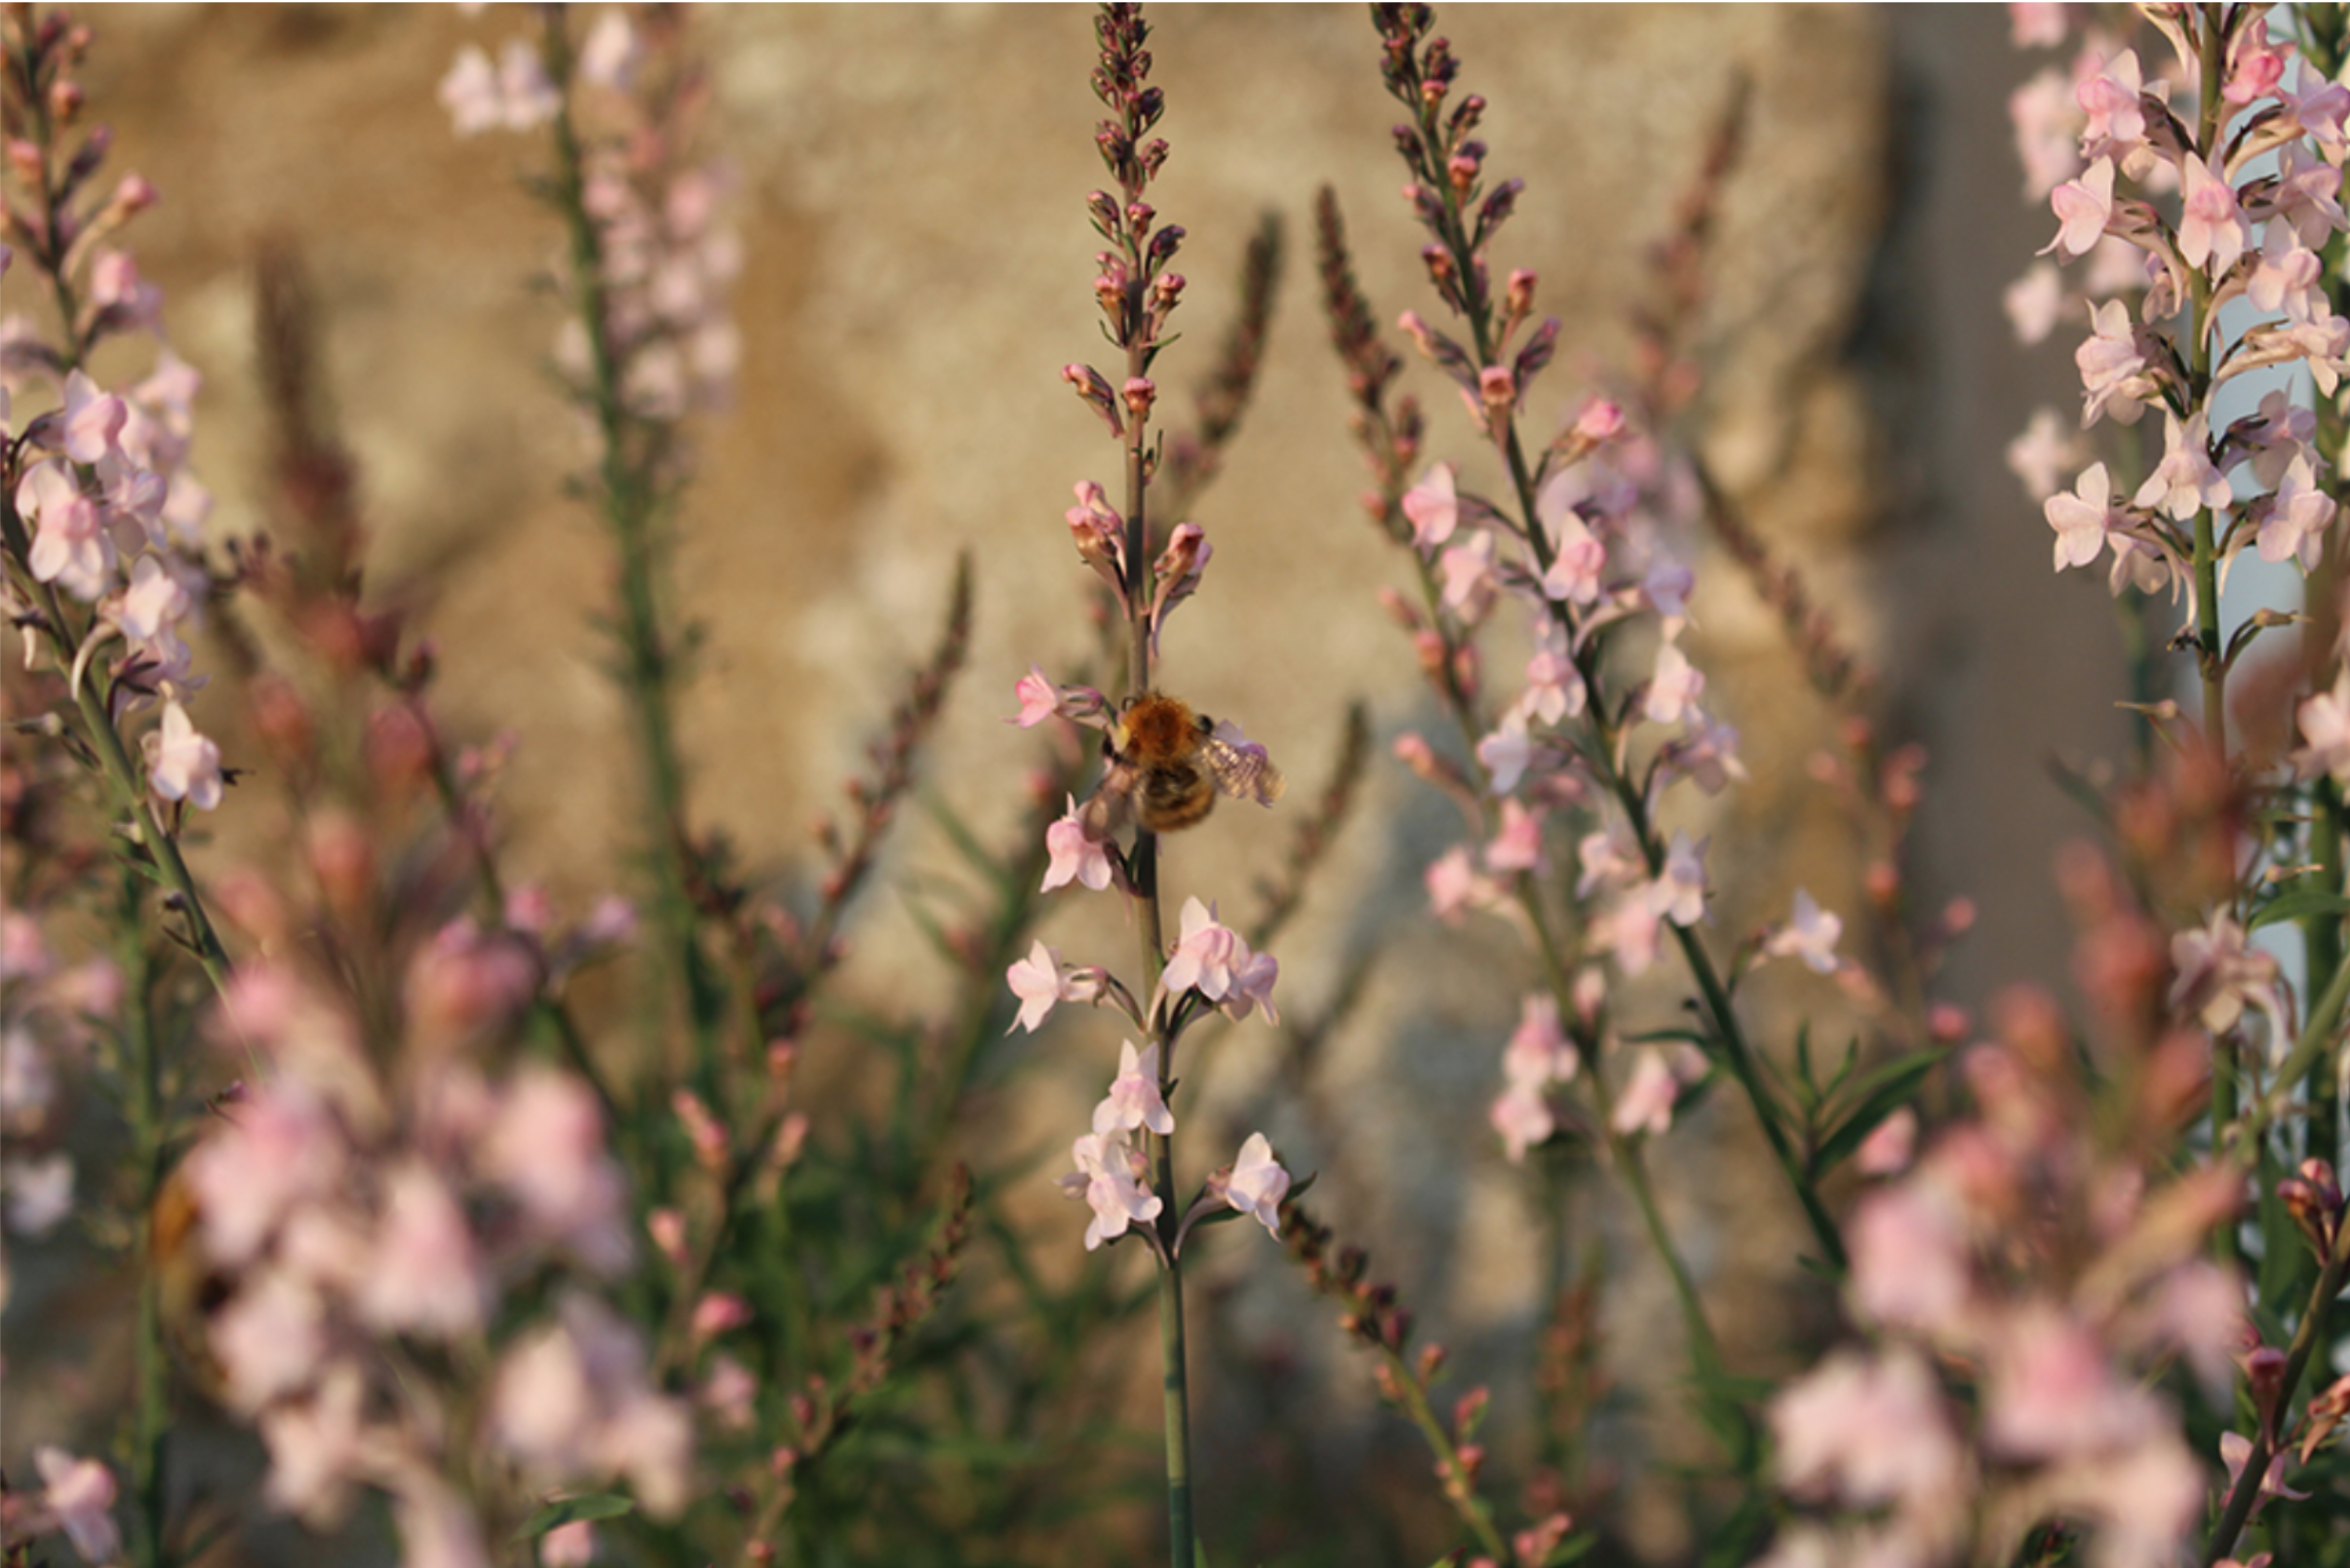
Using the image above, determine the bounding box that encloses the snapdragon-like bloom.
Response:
[2044,460,2125,569]
[1221,1132,1290,1237]
[32,1447,122,1565]
[2294,670,2350,782]
[1610,1049,1681,1137]
[1041,798,1114,892]
[1094,1039,1174,1137]
[1401,459,1460,548]
[1763,887,1845,975]
[1005,939,1069,1033]
[1010,664,1061,727]
[143,699,224,810]
[1159,897,1278,1022]
[1062,1129,1160,1251]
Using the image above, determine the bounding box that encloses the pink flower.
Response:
[1491,1083,1554,1163]
[1483,798,1546,874]
[2256,452,2334,569]
[1005,939,1069,1033]
[2294,671,2350,782]
[1476,718,1535,795]
[1535,474,1607,605]
[494,39,562,130]
[182,1082,345,1266]
[1502,992,1576,1090]
[1041,798,1114,892]
[1642,642,1704,725]
[1982,1307,2162,1461]
[541,1521,599,1568]
[2044,460,2124,569]
[2133,411,2228,522]
[2010,67,2082,199]
[1062,1130,1160,1250]
[1769,1348,1965,1512]
[1854,1107,1917,1177]
[212,1266,330,1411]
[439,45,504,135]
[2076,50,2149,157]
[1426,844,1495,923]
[2177,154,2251,273]
[1401,461,1460,548]
[577,9,642,91]
[1649,831,1708,928]
[357,1162,485,1338]
[144,700,224,810]
[258,1364,369,1526]
[32,1447,121,1565]
[4,1151,73,1235]
[1094,1040,1174,1137]
[1160,896,1237,1002]
[1010,664,1061,726]
[481,1068,633,1275]
[2044,156,2115,258]
[1221,1132,1290,1237]
[1610,1050,1681,1137]
[491,1295,692,1518]
[1847,1182,1972,1337]
[1763,888,1844,974]
[2077,299,2156,426]
[1438,529,1499,620]
[2004,260,2066,345]
[18,459,114,601]
[59,370,127,465]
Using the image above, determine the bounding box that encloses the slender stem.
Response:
[2202,1205,2350,1565]
[1154,1135,1195,1568]
[2305,780,2345,1162]
[539,6,721,1074]
[120,872,171,1568]
[71,670,229,993]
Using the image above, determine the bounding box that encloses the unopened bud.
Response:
[1121,375,1156,418]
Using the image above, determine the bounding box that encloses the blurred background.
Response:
[8,6,2151,1563]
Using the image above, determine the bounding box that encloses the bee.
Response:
[1107,690,1285,834]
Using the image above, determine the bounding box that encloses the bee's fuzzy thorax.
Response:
[1118,691,1202,763]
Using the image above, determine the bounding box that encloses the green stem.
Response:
[1155,1139,1195,1568]
[2202,1204,2350,1565]
[540,7,721,1074]
[2306,780,2345,1163]
[119,872,171,1568]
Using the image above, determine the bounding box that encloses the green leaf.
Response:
[1812,1047,1945,1175]
[514,1494,634,1540]
[2248,889,2350,931]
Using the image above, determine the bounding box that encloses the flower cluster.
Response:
[1762,955,2245,1567]
[1,5,222,814]
[176,935,688,1552]
[2014,8,2348,630]
[1057,1038,1288,1255]
[0,910,120,1252]
[441,7,740,425]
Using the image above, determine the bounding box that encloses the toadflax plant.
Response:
[1005,6,1299,1561]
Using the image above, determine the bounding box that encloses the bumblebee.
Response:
[1108,690,1284,834]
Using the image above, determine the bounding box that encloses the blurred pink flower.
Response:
[32,1446,121,1565]
[1094,1039,1174,1137]
[1221,1132,1290,1237]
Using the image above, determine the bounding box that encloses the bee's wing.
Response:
[1203,737,1284,805]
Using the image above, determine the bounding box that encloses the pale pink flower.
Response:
[1401,460,1460,548]
[1650,831,1708,928]
[391,1474,496,1568]
[2004,260,2066,344]
[2012,67,2081,199]
[2224,14,2288,105]
[1484,798,1546,874]
[1536,475,1607,605]
[2077,298,2156,426]
[2170,909,2287,1039]
[1426,844,1497,923]
[1491,1082,1554,1163]
[259,1363,369,1526]
[1010,664,1060,727]
[19,458,114,601]
[2045,460,2124,569]
[2270,140,2349,249]
[2176,154,2251,272]
[1770,1348,1966,1512]
[1476,718,1535,795]
[1643,641,1704,725]
[2255,452,2334,569]
[491,1295,692,1518]
[2044,156,2115,258]
[2247,226,2325,321]
[213,1266,330,1411]
[2134,411,2229,522]
[182,1082,346,1266]
[1041,799,1113,892]
[1854,1107,1917,1177]
[577,9,642,91]
[1657,713,1747,796]
[481,1068,633,1275]
[358,1162,486,1338]
[144,700,224,810]
[2076,50,2149,157]
[1161,897,1237,1001]
[494,39,562,130]
[32,1447,121,1564]
[1221,1132,1290,1237]
[1981,1306,2160,1460]
[1510,633,1583,726]
[541,1520,599,1568]
[1062,1129,1159,1251]
[2293,671,2350,782]
[1005,939,1069,1034]
[439,45,504,136]
[59,370,127,465]
[1094,1040,1174,1137]
[1438,529,1499,620]
[1222,943,1280,1024]
[1502,993,1576,1090]
[4,1151,73,1235]
[1610,1050,1680,1137]
[1577,822,1643,899]
[1847,1182,1972,1337]
[1763,888,1844,975]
